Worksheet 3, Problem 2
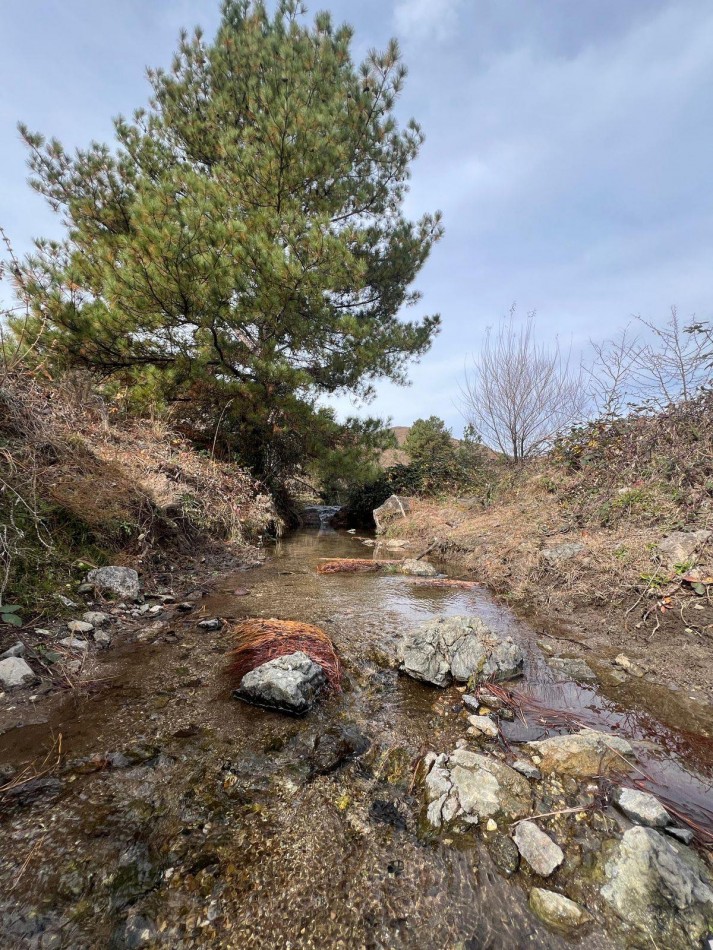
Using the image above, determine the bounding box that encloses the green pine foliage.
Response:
[16,0,443,483]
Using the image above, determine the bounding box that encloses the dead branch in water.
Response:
[227,618,341,689]
[409,578,477,590]
[317,558,401,575]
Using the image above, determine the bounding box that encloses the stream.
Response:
[1,526,712,948]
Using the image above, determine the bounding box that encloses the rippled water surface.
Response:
[0,528,711,948]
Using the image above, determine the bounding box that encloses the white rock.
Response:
[59,637,90,652]
[0,657,36,689]
[86,566,140,599]
[82,611,109,627]
[68,620,94,635]
[513,821,564,877]
[466,714,499,738]
[614,787,670,828]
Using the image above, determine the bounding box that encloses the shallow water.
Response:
[0,528,711,948]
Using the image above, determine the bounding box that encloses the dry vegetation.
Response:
[0,371,280,613]
[228,618,342,689]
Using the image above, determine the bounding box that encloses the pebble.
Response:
[512,759,542,781]
[0,642,25,660]
[513,821,564,877]
[59,637,90,652]
[82,611,109,627]
[67,620,94,635]
[664,825,695,845]
[197,618,222,631]
[614,787,670,829]
[466,715,499,738]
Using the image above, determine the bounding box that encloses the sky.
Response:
[1,0,712,432]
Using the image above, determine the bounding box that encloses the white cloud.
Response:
[394,0,464,42]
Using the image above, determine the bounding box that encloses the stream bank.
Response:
[0,527,712,948]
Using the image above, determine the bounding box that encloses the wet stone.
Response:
[527,728,635,777]
[233,651,327,715]
[614,787,670,828]
[487,833,520,876]
[197,618,222,631]
[399,615,524,687]
[547,657,597,683]
[309,724,371,776]
[369,799,407,830]
[529,887,591,932]
[513,821,564,877]
[512,759,542,781]
[601,826,713,949]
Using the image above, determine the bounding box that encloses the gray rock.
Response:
[527,728,635,777]
[547,657,597,683]
[56,594,78,608]
[68,620,94,635]
[614,787,670,828]
[657,530,711,568]
[82,611,109,627]
[77,583,93,594]
[529,888,591,931]
[59,637,90,652]
[512,759,542,781]
[665,826,695,845]
[0,641,25,660]
[601,826,713,949]
[0,656,36,689]
[87,566,140,599]
[424,748,531,828]
[93,629,112,647]
[233,651,327,715]
[373,494,411,532]
[399,615,524,687]
[513,821,564,877]
[487,833,520,876]
[400,558,439,577]
[197,618,222,631]
[542,542,585,566]
[466,714,499,738]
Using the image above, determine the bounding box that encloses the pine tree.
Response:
[18,0,443,479]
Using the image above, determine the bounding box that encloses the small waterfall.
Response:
[301,505,342,529]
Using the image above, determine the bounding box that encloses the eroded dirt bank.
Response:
[378,496,713,704]
[0,529,711,948]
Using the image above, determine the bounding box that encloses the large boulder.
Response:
[600,826,713,949]
[527,728,635,777]
[87,566,140,600]
[373,494,411,533]
[233,651,327,715]
[399,615,524,687]
[424,748,531,828]
[400,558,438,577]
[656,529,711,568]
[0,656,36,689]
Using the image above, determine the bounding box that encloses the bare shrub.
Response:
[461,308,589,461]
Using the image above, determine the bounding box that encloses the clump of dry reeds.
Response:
[316,557,401,575]
[227,618,342,689]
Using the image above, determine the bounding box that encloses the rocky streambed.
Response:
[0,528,712,948]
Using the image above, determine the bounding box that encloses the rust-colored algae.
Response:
[316,557,401,574]
[228,618,342,689]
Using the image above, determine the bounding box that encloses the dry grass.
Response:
[227,618,341,689]
[0,371,280,610]
[316,557,401,575]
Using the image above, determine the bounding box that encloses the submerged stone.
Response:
[547,657,597,683]
[529,888,591,932]
[399,615,524,687]
[527,728,635,777]
[233,651,327,715]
